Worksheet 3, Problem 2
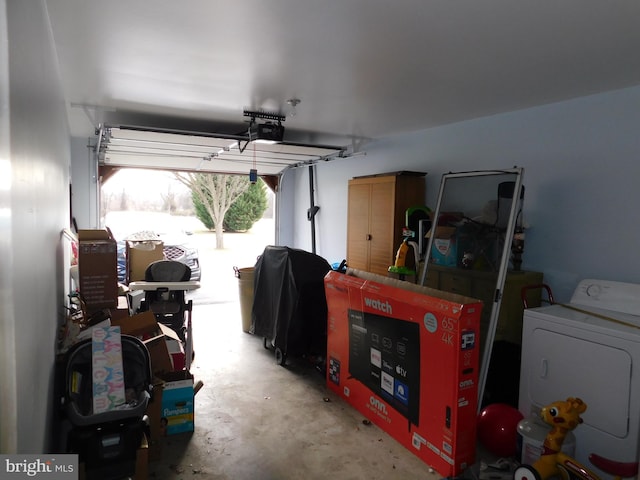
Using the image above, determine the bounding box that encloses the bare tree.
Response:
[118,188,128,210]
[161,186,178,213]
[173,172,249,248]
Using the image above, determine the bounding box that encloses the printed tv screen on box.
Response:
[324,269,483,478]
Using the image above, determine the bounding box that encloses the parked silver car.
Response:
[159,231,201,281]
[116,230,201,283]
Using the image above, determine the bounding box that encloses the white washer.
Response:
[519,279,640,479]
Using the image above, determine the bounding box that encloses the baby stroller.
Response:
[128,260,200,370]
[62,333,153,480]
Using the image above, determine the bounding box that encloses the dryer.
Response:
[519,279,640,478]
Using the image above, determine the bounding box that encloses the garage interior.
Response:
[148,303,440,479]
[3,2,640,480]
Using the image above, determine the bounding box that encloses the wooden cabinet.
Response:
[346,172,426,276]
[424,265,543,346]
[424,264,544,407]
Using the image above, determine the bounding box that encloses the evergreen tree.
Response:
[224,180,268,232]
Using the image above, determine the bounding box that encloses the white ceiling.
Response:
[46,0,640,147]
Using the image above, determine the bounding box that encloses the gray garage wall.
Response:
[282,85,640,303]
[70,137,99,230]
[1,0,71,453]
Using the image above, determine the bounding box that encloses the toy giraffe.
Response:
[532,397,587,480]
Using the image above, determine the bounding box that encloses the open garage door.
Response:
[97,125,348,190]
[93,122,350,255]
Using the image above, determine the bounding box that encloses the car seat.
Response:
[62,334,152,480]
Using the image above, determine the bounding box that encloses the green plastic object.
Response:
[388,265,416,275]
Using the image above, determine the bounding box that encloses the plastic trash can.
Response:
[234,266,255,333]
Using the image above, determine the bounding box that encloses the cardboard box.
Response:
[110,311,174,376]
[429,226,472,268]
[146,374,201,453]
[109,295,132,322]
[78,229,118,311]
[161,370,195,435]
[127,289,145,314]
[135,433,149,480]
[429,226,457,267]
[145,377,165,460]
[126,239,164,284]
[324,269,483,478]
[161,323,186,371]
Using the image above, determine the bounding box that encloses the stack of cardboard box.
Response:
[111,310,197,459]
[73,230,198,477]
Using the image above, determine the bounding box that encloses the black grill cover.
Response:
[251,246,332,357]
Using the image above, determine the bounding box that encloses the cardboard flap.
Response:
[110,310,161,338]
[158,322,182,343]
[128,240,164,250]
[110,311,174,375]
[425,225,457,239]
[78,229,114,241]
[345,268,482,306]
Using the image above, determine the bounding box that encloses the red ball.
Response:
[477,403,524,458]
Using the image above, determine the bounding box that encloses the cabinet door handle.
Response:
[366,234,372,241]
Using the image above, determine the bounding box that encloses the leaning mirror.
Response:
[419,168,525,409]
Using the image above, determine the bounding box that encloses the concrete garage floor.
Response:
[148,301,448,480]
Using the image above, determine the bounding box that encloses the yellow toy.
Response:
[514,397,638,480]
[388,237,419,279]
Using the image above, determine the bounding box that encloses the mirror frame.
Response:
[419,167,525,410]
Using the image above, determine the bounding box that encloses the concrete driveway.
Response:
[105,210,274,305]
[187,218,275,305]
